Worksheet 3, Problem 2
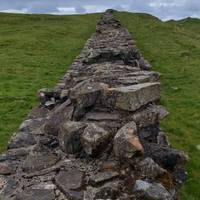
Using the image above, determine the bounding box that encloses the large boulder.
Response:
[113,121,144,159]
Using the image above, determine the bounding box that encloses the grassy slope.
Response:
[116,12,200,200]
[0,13,100,151]
[0,11,199,199]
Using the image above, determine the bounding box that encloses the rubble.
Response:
[0,9,186,200]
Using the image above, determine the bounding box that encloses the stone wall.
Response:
[0,10,187,200]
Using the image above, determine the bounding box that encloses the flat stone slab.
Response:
[109,82,160,111]
[134,180,173,200]
[16,189,55,200]
[22,152,60,173]
[55,169,83,200]
[85,111,120,121]
[90,171,119,184]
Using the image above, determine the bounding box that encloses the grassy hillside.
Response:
[0,11,199,199]
[116,12,200,200]
[0,13,100,152]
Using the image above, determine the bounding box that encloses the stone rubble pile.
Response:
[0,10,187,200]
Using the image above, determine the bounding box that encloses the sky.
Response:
[0,0,200,21]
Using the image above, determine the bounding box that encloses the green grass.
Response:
[0,11,199,199]
[116,12,200,200]
[0,13,100,152]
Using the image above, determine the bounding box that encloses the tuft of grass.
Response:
[0,11,199,199]
[116,11,200,200]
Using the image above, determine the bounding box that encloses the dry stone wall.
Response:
[0,10,187,200]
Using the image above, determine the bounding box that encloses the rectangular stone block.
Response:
[109,82,160,111]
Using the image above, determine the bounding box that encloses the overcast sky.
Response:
[0,0,200,21]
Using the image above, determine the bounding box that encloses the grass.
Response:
[116,12,200,200]
[0,12,100,152]
[0,11,199,199]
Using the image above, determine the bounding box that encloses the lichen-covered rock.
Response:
[59,121,87,154]
[84,181,121,200]
[90,171,119,185]
[113,121,144,159]
[70,81,108,119]
[109,82,160,111]
[22,151,60,173]
[8,132,36,149]
[134,180,173,200]
[16,189,56,200]
[55,169,83,200]
[44,100,74,135]
[137,157,167,179]
[81,123,110,156]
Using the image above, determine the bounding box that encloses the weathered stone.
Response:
[22,152,60,173]
[133,180,172,200]
[38,88,59,106]
[20,118,45,132]
[84,111,120,121]
[144,143,187,171]
[60,89,69,99]
[59,121,87,154]
[55,169,83,200]
[113,121,144,159]
[0,176,6,190]
[28,106,49,119]
[137,157,167,179]
[131,104,168,128]
[45,99,56,108]
[109,82,160,111]
[0,176,18,199]
[84,181,121,200]
[8,132,36,149]
[81,123,110,156]
[90,171,119,185]
[16,189,55,200]
[70,80,107,103]
[0,163,13,175]
[7,147,30,159]
[70,81,108,119]
[138,57,152,70]
[157,131,170,146]
[44,100,74,135]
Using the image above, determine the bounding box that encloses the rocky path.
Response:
[0,10,187,200]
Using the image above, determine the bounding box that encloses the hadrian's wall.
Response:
[0,10,187,200]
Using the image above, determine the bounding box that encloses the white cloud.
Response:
[83,5,108,13]
[1,0,200,20]
[56,7,76,14]
[0,8,28,14]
